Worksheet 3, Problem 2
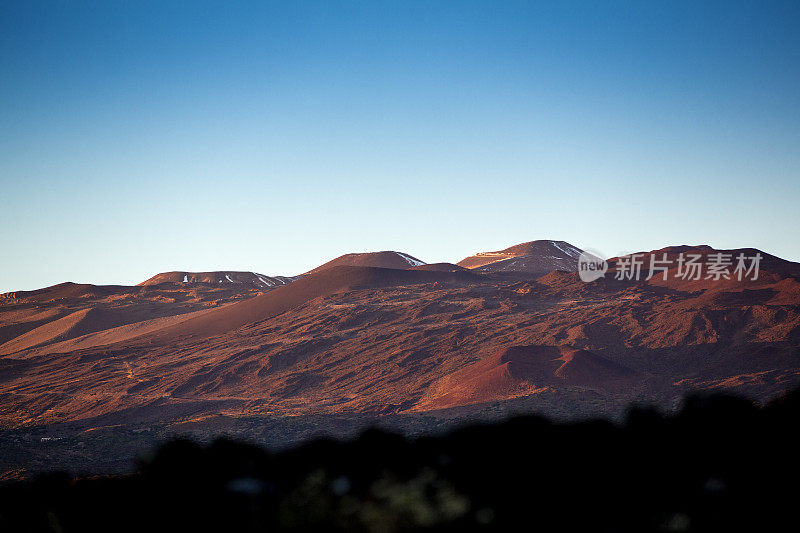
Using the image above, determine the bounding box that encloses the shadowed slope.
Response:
[0,308,144,355]
[16,266,481,355]
[409,263,468,272]
[417,345,636,410]
[146,266,478,341]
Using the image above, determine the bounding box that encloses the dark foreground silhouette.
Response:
[1,389,799,532]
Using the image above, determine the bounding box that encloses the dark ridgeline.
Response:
[1,388,798,532]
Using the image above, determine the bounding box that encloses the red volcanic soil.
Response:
[416,345,635,410]
[0,281,267,356]
[0,267,480,357]
[130,266,480,343]
[0,307,143,354]
[0,244,798,435]
[457,240,583,273]
[304,251,425,274]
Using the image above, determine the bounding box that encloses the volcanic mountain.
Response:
[457,240,583,273]
[1,242,799,479]
[304,251,425,274]
[140,271,295,288]
[599,245,800,299]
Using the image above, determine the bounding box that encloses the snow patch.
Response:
[182,275,188,283]
[396,252,425,267]
[225,274,235,283]
[551,241,580,259]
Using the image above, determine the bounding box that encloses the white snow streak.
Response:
[396,252,425,267]
[551,241,580,259]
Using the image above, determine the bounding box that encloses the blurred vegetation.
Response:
[1,388,799,531]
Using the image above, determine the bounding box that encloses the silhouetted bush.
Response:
[1,389,799,532]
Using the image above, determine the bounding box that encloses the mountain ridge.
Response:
[457,239,583,273]
[304,250,426,274]
[139,271,295,288]
[1,241,798,437]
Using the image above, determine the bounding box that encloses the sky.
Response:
[1,0,799,292]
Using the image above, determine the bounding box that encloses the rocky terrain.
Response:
[1,241,799,479]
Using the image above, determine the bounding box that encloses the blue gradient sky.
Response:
[2,1,799,292]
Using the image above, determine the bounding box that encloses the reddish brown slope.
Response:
[135,266,478,342]
[457,240,583,273]
[14,266,481,355]
[0,281,266,356]
[416,345,635,410]
[3,282,130,302]
[0,308,141,354]
[0,245,798,430]
[305,251,426,274]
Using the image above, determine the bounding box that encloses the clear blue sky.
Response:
[1,1,799,292]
